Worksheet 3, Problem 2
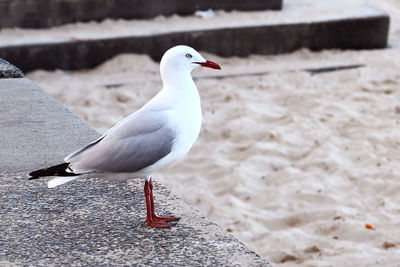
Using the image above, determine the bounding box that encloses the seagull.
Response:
[29,45,221,228]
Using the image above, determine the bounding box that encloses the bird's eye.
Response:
[186,53,192,59]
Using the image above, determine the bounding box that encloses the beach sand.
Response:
[24,0,400,265]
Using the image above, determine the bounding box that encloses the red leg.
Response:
[144,178,179,228]
[149,179,180,222]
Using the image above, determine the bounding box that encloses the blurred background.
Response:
[1,0,400,265]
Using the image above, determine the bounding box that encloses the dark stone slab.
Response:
[0,11,389,72]
[0,0,282,29]
[0,78,270,266]
[0,58,24,78]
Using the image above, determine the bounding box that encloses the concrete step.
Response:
[0,78,271,266]
[0,1,389,72]
[0,0,282,28]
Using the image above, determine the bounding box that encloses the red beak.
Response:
[195,60,221,70]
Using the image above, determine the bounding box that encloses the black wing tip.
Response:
[28,162,76,180]
[29,169,41,180]
[29,169,40,177]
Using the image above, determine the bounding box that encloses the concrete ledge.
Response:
[0,78,270,265]
[0,0,282,28]
[0,9,389,72]
[0,79,97,172]
[0,173,269,266]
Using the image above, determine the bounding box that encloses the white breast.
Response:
[140,81,202,174]
[170,91,202,159]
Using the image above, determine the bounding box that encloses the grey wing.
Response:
[67,110,175,173]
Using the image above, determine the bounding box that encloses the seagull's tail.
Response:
[29,162,80,188]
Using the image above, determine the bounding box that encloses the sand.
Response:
[21,0,400,265]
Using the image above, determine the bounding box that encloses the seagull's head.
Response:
[160,45,221,75]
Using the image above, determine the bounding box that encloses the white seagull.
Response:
[29,45,221,228]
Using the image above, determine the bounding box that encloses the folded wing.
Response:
[66,110,175,174]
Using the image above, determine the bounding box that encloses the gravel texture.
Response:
[0,173,269,266]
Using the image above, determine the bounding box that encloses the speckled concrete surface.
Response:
[0,78,270,265]
[0,173,270,266]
